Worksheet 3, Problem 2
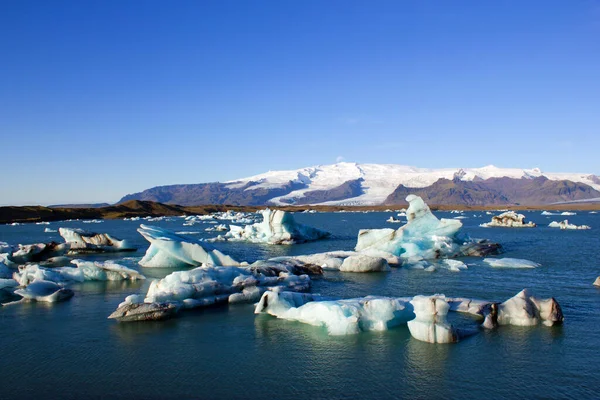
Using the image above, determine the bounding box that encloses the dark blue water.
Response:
[1,211,599,399]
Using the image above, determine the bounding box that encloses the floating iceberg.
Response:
[108,301,179,322]
[541,211,558,216]
[224,209,330,245]
[59,227,136,253]
[355,195,500,260]
[594,277,600,287]
[2,242,70,267]
[268,251,392,273]
[110,264,312,321]
[14,260,145,286]
[386,216,403,223]
[483,289,563,328]
[548,220,591,230]
[138,225,240,268]
[255,291,414,335]
[480,212,536,228]
[407,296,459,343]
[13,280,74,303]
[205,224,228,232]
[483,258,540,269]
[561,211,576,216]
[44,227,57,233]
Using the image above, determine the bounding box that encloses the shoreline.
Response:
[1,199,599,225]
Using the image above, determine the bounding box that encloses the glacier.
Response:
[354,195,500,260]
[224,209,330,245]
[138,224,240,268]
[480,212,536,228]
[59,227,136,253]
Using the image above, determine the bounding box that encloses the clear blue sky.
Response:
[2,0,599,205]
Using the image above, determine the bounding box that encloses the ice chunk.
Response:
[339,255,390,272]
[483,258,540,269]
[484,289,564,327]
[355,195,481,259]
[3,242,70,266]
[480,212,536,228]
[44,228,57,233]
[255,291,414,335]
[224,209,330,245]
[13,280,74,303]
[14,261,145,286]
[594,277,600,287]
[561,211,576,216]
[548,220,591,230]
[267,251,391,273]
[108,302,179,322]
[407,296,459,343]
[138,224,240,268]
[59,227,136,253]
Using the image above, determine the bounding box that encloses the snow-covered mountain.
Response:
[120,162,600,206]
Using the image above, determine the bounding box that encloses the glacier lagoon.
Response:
[1,210,599,399]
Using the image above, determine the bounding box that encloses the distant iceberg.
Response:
[354,195,500,260]
[483,258,540,269]
[548,220,590,230]
[594,276,600,287]
[224,209,330,245]
[480,211,536,228]
[59,227,136,253]
[138,224,240,268]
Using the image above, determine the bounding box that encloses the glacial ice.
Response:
[13,280,74,303]
[483,289,563,328]
[267,251,392,273]
[407,296,459,343]
[480,212,536,228]
[59,227,136,253]
[138,224,240,268]
[483,258,540,269]
[14,260,145,286]
[594,277,600,287]
[354,195,499,260]
[224,209,330,245]
[548,220,591,230]
[561,211,576,216]
[255,291,415,335]
[108,301,179,322]
[2,242,70,266]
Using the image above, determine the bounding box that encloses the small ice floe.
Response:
[13,280,74,303]
[354,195,501,260]
[483,258,540,269]
[482,289,563,328]
[44,227,57,233]
[561,211,576,216]
[224,209,330,245]
[267,251,392,273]
[108,299,178,322]
[593,276,600,287]
[35,221,50,225]
[2,242,70,266]
[386,216,403,223]
[408,296,459,343]
[541,211,558,216]
[480,212,536,228]
[175,231,200,235]
[59,228,136,253]
[82,219,103,224]
[137,225,240,268]
[109,263,313,322]
[548,220,591,230]
[205,224,228,232]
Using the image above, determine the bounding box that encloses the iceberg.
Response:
[138,224,240,268]
[386,216,403,223]
[110,263,312,321]
[14,261,145,286]
[407,296,459,343]
[561,211,576,216]
[59,227,136,253]
[483,258,540,269]
[355,195,500,260]
[267,251,392,273]
[594,277,600,287]
[255,291,415,335]
[224,209,330,245]
[108,301,179,322]
[548,220,591,230]
[480,212,536,228]
[2,242,70,267]
[13,280,74,303]
[483,289,563,328]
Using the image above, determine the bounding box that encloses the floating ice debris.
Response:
[35,221,50,225]
[175,231,201,235]
[355,195,500,260]
[268,251,393,273]
[108,301,179,322]
[14,261,145,286]
[2,242,70,267]
[548,220,591,230]
[205,224,228,232]
[110,264,312,321]
[44,227,57,233]
[224,209,330,245]
[594,277,600,287]
[541,211,558,216]
[59,228,136,253]
[255,291,414,335]
[483,258,540,269]
[82,219,103,224]
[13,280,74,303]
[480,212,536,228]
[483,289,563,328]
[561,211,576,216]
[138,225,240,268]
[387,216,403,223]
[407,296,459,343]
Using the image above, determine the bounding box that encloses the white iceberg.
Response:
[2,242,70,266]
[13,260,145,286]
[483,289,563,328]
[108,301,179,322]
[138,224,240,268]
[386,216,403,223]
[267,251,392,273]
[59,227,136,253]
[354,195,499,260]
[483,258,540,269]
[594,277,600,287]
[255,291,414,335]
[541,211,558,216]
[480,211,536,228]
[205,224,228,232]
[548,220,591,230]
[407,295,459,343]
[224,209,330,245]
[44,228,57,233]
[561,211,576,216]
[13,280,74,303]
